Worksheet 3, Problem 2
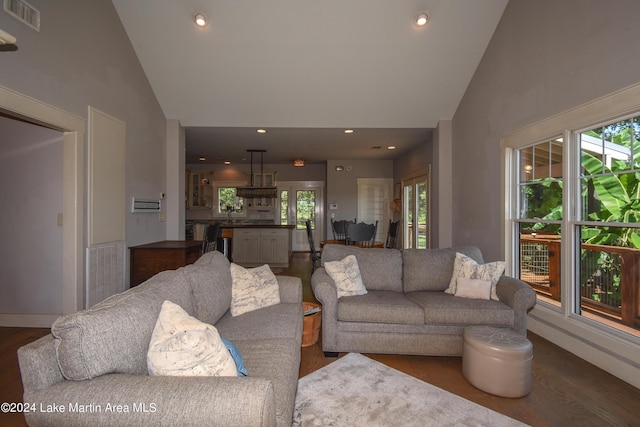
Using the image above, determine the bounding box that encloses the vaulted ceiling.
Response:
[112,0,508,164]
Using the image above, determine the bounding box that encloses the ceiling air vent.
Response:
[4,0,40,32]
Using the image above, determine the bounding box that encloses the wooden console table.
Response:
[129,240,202,286]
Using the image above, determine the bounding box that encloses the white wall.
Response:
[0,116,63,313]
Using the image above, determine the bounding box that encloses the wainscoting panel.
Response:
[86,241,126,307]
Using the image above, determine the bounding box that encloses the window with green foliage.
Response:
[513,115,640,334]
[280,190,288,225]
[218,187,243,213]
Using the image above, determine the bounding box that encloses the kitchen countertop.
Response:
[219,223,295,229]
[186,220,294,229]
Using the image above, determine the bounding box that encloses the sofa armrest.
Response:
[276,275,302,304]
[311,268,339,352]
[495,275,537,335]
[23,373,276,427]
[18,334,64,393]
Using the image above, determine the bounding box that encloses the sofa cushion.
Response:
[406,291,514,327]
[321,244,403,292]
[187,251,233,325]
[230,263,281,316]
[403,248,457,292]
[233,338,301,427]
[403,246,485,293]
[445,252,504,301]
[147,300,237,377]
[52,269,193,380]
[216,302,304,342]
[324,255,367,298]
[337,291,425,326]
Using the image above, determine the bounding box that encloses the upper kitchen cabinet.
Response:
[187,170,214,209]
[252,171,275,188]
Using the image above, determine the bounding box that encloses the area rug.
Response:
[293,353,529,427]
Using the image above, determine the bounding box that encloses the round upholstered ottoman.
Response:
[462,326,533,398]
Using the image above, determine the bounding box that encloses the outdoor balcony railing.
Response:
[520,235,640,331]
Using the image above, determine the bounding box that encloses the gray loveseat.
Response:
[18,251,303,427]
[312,244,536,357]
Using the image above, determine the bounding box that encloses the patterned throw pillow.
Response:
[324,255,368,298]
[445,252,505,301]
[454,277,492,300]
[147,300,237,377]
[230,263,281,316]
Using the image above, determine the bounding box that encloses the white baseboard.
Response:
[0,314,58,328]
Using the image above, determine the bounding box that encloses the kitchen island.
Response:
[188,221,295,268]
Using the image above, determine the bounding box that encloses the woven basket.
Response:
[302,302,322,347]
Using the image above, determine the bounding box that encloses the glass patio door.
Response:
[403,172,430,249]
[278,181,324,252]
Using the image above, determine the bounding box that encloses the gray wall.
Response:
[452,0,640,261]
[326,159,393,239]
[0,117,63,313]
[0,0,167,316]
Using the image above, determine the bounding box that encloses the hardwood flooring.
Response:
[2,252,639,426]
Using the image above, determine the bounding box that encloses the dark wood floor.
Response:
[2,252,639,427]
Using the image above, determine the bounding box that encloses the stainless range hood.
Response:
[236,149,277,198]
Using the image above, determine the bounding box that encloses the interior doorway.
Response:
[0,86,85,327]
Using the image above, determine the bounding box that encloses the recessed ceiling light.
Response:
[415,12,429,27]
[344,129,354,134]
[224,161,231,165]
[257,129,267,134]
[194,13,207,27]
[387,146,397,150]
[199,156,206,161]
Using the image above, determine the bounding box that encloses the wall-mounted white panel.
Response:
[88,107,126,245]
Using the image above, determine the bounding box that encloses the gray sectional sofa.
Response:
[312,244,536,357]
[18,251,303,427]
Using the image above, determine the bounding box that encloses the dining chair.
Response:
[201,222,221,255]
[346,221,378,248]
[386,220,400,248]
[331,219,353,242]
[305,220,321,273]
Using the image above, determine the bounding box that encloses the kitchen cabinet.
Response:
[187,170,214,209]
[232,227,291,267]
[248,171,276,207]
[260,229,290,264]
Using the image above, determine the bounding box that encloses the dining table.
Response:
[320,239,385,249]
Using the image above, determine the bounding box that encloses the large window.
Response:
[510,114,640,336]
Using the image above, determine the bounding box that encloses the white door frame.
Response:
[277,181,325,252]
[0,85,85,326]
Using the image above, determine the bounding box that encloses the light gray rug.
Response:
[293,353,530,427]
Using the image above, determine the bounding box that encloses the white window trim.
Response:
[501,82,640,390]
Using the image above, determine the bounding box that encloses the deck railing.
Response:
[520,235,640,330]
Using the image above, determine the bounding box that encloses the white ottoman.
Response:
[462,326,533,398]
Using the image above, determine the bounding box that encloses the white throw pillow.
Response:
[230,263,281,316]
[324,255,368,298]
[147,300,237,377]
[445,252,505,301]
[454,277,492,300]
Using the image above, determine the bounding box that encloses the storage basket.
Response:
[301,302,322,347]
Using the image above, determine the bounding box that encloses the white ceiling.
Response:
[112,0,508,165]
